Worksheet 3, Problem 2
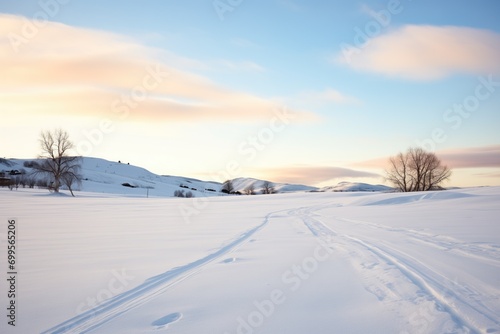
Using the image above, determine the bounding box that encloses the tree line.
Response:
[221,180,277,195]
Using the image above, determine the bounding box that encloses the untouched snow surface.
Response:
[1,187,499,333]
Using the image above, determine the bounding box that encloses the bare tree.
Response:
[13,175,22,189]
[35,178,49,189]
[174,190,185,197]
[244,184,256,195]
[61,171,82,197]
[31,129,82,195]
[385,147,451,192]
[221,180,234,194]
[26,176,36,188]
[261,181,277,194]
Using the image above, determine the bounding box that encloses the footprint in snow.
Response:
[152,312,182,330]
[220,257,237,264]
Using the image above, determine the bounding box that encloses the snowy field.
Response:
[1,187,499,333]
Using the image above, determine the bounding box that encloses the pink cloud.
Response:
[0,14,316,123]
[338,25,500,80]
[300,88,360,105]
[439,145,500,168]
[354,145,500,170]
[260,166,380,185]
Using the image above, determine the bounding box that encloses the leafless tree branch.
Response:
[385,147,451,192]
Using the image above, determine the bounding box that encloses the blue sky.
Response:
[1,0,499,187]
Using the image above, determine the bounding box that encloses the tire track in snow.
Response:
[290,204,498,334]
[342,236,493,334]
[335,216,500,267]
[42,212,277,334]
[331,216,500,331]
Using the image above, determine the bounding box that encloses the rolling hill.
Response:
[0,157,392,197]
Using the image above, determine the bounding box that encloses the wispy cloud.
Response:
[353,157,389,169]
[300,88,360,104]
[439,145,500,168]
[261,166,380,185]
[0,14,314,123]
[354,145,500,169]
[337,25,500,80]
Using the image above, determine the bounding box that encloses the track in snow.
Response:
[335,216,500,267]
[289,203,500,334]
[42,201,500,334]
[42,212,276,334]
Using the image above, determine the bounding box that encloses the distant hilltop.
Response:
[318,181,393,193]
[0,157,393,197]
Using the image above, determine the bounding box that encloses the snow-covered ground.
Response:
[1,186,499,333]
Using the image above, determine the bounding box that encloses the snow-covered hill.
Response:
[0,157,222,197]
[319,181,393,192]
[1,157,392,197]
[79,157,223,197]
[230,177,317,194]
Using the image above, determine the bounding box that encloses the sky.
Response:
[1,0,499,187]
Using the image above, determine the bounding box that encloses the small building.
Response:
[0,177,12,187]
